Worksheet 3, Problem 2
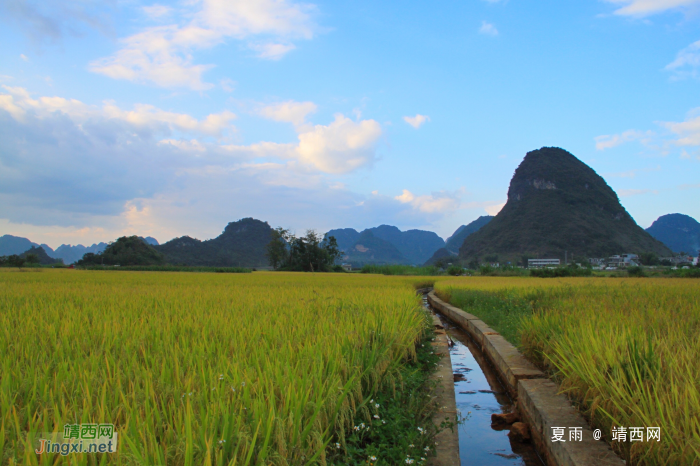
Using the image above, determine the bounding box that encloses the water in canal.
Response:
[422,295,544,466]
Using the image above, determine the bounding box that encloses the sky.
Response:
[1,0,700,248]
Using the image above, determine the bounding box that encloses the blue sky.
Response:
[1,0,699,248]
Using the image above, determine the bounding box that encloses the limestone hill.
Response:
[458,147,672,263]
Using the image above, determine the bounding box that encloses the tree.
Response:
[24,253,40,264]
[266,228,291,270]
[266,228,342,272]
[639,252,659,266]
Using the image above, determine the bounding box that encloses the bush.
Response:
[447,265,463,276]
[627,266,647,277]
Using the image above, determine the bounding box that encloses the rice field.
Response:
[434,277,700,465]
[0,270,433,465]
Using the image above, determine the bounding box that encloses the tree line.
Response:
[266,228,343,272]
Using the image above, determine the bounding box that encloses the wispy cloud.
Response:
[666,40,700,80]
[479,21,498,36]
[618,188,659,197]
[595,130,653,150]
[403,114,430,129]
[257,100,317,126]
[604,0,700,17]
[90,0,319,89]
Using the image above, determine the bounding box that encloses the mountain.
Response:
[342,230,408,265]
[20,246,63,265]
[52,242,109,264]
[364,225,444,264]
[78,236,165,266]
[324,228,361,255]
[424,216,494,265]
[155,218,273,267]
[646,214,700,256]
[0,235,39,256]
[458,147,673,264]
[324,225,444,265]
[444,216,493,253]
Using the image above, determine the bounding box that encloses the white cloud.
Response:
[604,0,700,16]
[142,4,173,19]
[250,42,296,60]
[90,0,318,89]
[0,85,236,136]
[403,114,430,129]
[595,129,653,150]
[662,111,700,146]
[394,189,463,213]
[479,21,498,36]
[666,40,700,81]
[20,54,29,62]
[296,114,382,173]
[257,100,317,126]
[0,87,464,247]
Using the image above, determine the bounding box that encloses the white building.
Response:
[528,258,560,268]
[608,254,639,268]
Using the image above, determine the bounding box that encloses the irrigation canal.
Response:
[422,294,544,466]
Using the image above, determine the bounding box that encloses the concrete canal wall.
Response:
[427,291,625,466]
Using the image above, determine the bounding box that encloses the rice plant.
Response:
[0,270,431,465]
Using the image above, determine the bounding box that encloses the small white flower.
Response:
[424,446,430,452]
[375,403,380,408]
[382,420,386,424]
[370,399,374,403]
[335,442,341,449]
[370,456,377,461]
[373,414,380,419]
[421,458,426,461]
[409,444,414,448]
[417,427,424,432]
[405,459,414,464]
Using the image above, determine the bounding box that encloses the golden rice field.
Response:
[435,277,700,465]
[0,270,432,466]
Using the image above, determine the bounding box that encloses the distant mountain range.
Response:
[3,205,695,269]
[0,234,158,264]
[646,213,700,256]
[324,225,445,266]
[459,147,672,264]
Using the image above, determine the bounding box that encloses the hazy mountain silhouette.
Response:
[646,213,700,256]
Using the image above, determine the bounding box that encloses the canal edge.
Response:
[428,313,461,466]
[427,291,625,466]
